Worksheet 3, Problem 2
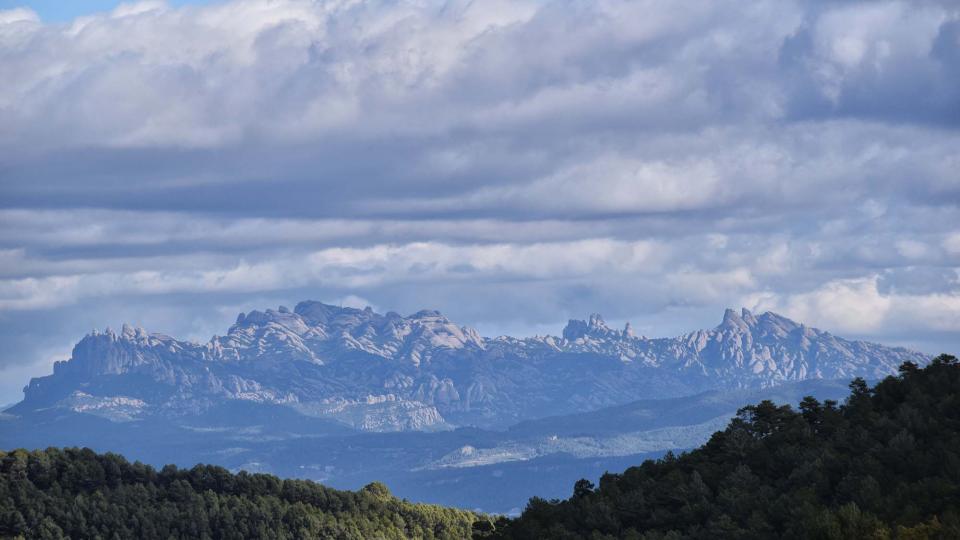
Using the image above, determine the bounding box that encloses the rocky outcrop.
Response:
[13,302,928,432]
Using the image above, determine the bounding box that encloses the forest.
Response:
[0,447,486,539]
[485,354,960,539]
[4,355,960,539]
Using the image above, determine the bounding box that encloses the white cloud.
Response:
[0,0,959,383]
[747,276,893,333]
[111,1,168,19]
[944,233,960,255]
[665,267,756,303]
[895,239,929,260]
[1,0,951,151]
[0,7,39,25]
[332,294,377,311]
[469,155,725,213]
[0,238,666,309]
[806,1,946,102]
[746,275,960,335]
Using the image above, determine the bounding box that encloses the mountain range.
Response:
[1,301,929,512]
[9,302,925,432]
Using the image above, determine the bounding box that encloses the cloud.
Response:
[110,2,168,19]
[779,1,959,124]
[746,275,960,335]
[1,0,955,153]
[0,8,39,25]
[451,154,726,214]
[0,0,958,401]
[0,238,666,309]
[944,233,960,255]
[745,276,894,334]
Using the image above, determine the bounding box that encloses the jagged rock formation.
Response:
[544,308,914,385]
[11,302,927,432]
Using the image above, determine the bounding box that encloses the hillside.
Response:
[4,358,956,539]
[485,355,960,539]
[0,379,853,514]
[0,447,487,540]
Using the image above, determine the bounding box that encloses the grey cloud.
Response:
[0,0,958,403]
[877,267,959,296]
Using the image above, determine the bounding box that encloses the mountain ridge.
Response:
[11,301,927,432]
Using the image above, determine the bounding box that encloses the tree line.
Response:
[482,354,960,539]
[0,447,487,539]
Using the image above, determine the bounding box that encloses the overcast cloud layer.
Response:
[1,0,959,403]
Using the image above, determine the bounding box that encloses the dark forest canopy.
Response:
[0,447,486,540]
[484,354,960,540]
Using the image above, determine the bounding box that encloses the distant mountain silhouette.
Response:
[10,302,926,432]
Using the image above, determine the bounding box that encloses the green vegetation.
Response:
[5,355,960,539]
[0,449,486,540]
[486,354,960,539]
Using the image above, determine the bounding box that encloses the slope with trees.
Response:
[0,447,486,539]
[485,355,960,539]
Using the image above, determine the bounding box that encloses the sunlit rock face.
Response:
[13,302,927,432]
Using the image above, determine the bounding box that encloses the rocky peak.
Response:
[716,308,803,335]
[232,301,488,364]
[120,323,150,341]
[49,326,191,382]
[588,313,609,330]
[564,314,608,340]
[411,309,445,321]
[562,319,589,341]
[293,300,350,326]
[754,311,801,335]
[718,308,750,332]
[83,324,168,348]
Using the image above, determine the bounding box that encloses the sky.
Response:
[0,0,958,404]
[0,0,214,22]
